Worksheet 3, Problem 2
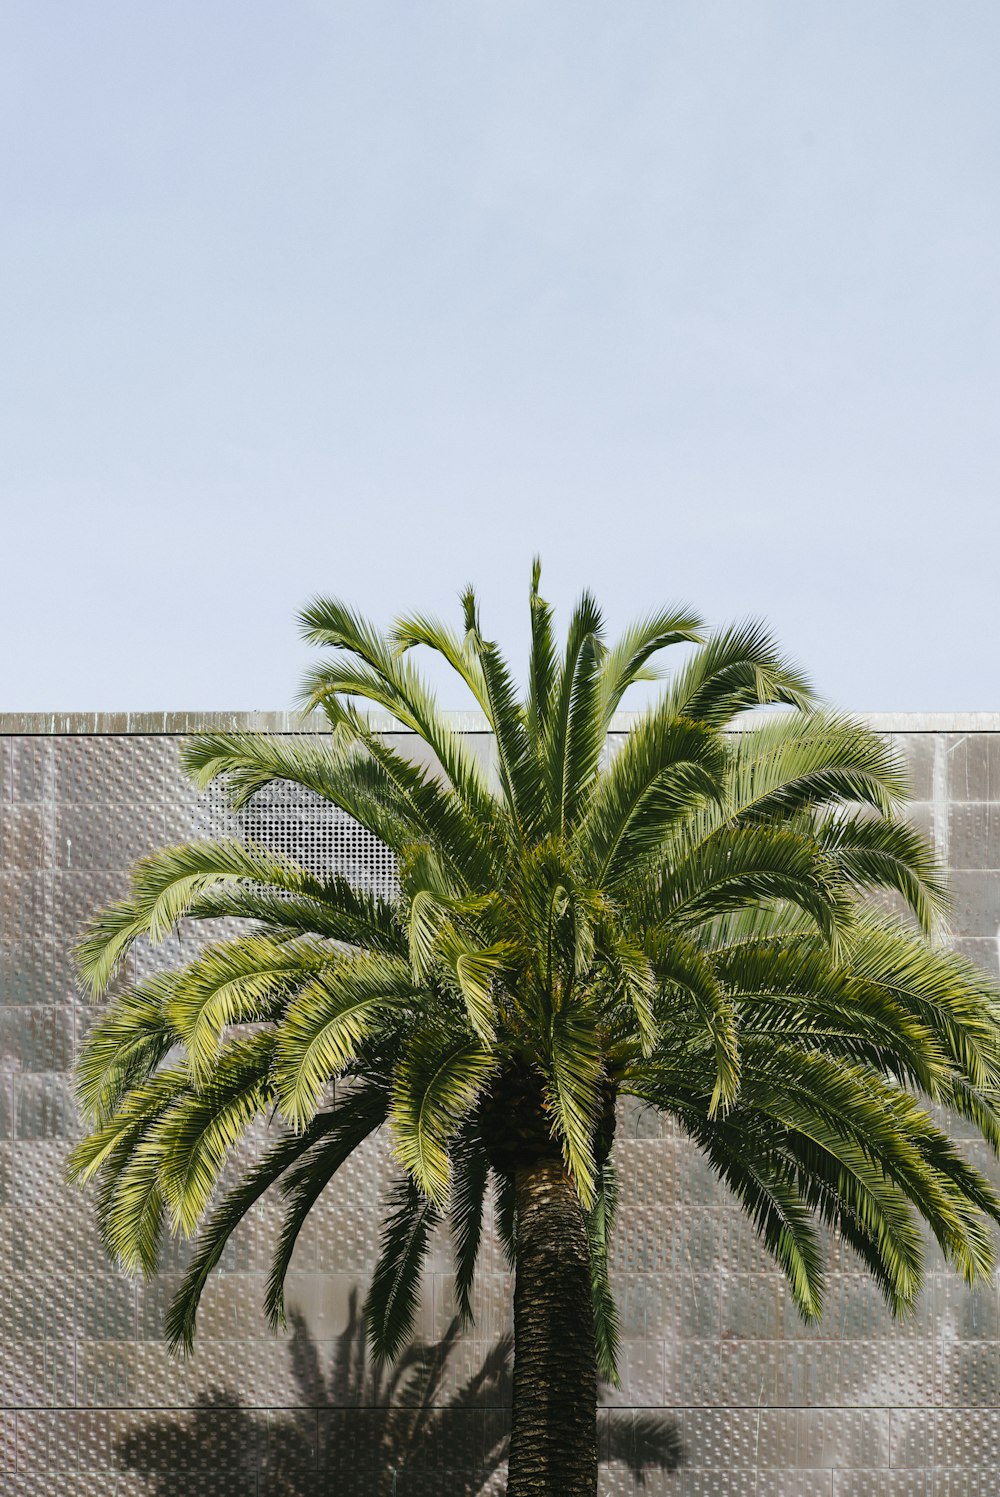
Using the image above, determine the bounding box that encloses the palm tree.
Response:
[70,564,1000,1497]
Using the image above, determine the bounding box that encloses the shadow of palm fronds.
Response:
[117,1288,682,1494]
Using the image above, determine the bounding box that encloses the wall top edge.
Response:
[1,709,999,736]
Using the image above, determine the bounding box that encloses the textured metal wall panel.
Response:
[1,720,999,1490]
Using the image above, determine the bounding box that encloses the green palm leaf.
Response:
[587,1161,622,1384]
[544,591,605,835]
[596,605,703,726]
[723,711,908,822]
[664,621,813,725]
[75,975,180,1124]
[167,934,331,1085]
[526,556,558,747]
[275,954,417,1128]
[76,840,322,996]
[580,712,725,884]
[389,1030,496,1203]
[264,1083,390,1328]
[165,1110,345,1351]
[365,1174,441,1362]
[448,1122,491,1324]
[547,1001,603,1207]
[156,1033,275,1235]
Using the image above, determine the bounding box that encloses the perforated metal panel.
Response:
[2,718,1000,1492]
[202,775,398,896]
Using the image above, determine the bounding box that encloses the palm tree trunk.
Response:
[507,1159,597,1496]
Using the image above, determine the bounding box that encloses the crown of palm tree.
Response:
[70,564,1000,1384]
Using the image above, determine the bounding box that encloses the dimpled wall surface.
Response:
[1,714,1000,1495]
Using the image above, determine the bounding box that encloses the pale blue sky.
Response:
[2,2,998,711]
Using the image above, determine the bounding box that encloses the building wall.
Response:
[1,714,999,1495]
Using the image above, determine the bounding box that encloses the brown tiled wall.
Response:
[1,721,999,1494]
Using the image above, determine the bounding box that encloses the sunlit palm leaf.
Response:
[275,955,416,1127]
[547,1002,603,1208]
[389,1031,496,1203]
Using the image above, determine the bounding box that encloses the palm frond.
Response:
[709,936,942,1095]
[97,1146,168,1279]
[264,1083,390,1327]
[526,557,558,749]
[389,1030,496,1204]
[299,597,503,856]
[741,1040,999,1284]
[68,1066,192,1274]
[75,975,180,1123]
[579,712,725,885]
[596,605,703,725]
[181,731,411,852]
[604,934,658,1057]
[389,611,490,715]
[817,812,948,935]
[166,1111,344,1351]
[663,621,813,726]
[299,594,389,662]
[183,882,407,958]
[339,705,499,888]
[724,713,909,823]
[543,590,604,836]
[587,1161,621,1384]
[680,1108,827,1320]
[297,641,495,832]
[365,1174,441,1362]
[653,824,846,950]
[546,1002,603,1208]
[462,584,543,834]
[399,842,455,977]
[645,932,740,1114]
[75,840,321,996]
[274,954,416,1129]
[67,1065,189,1187]
[167,934,330,1085]
[843,917,1000,1091]
[156,1033,276,1235]
[449,1122,492,1324]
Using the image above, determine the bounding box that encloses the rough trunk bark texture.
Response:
[506,1159,598,1497]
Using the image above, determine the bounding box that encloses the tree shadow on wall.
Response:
[117,1289,683,1495]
